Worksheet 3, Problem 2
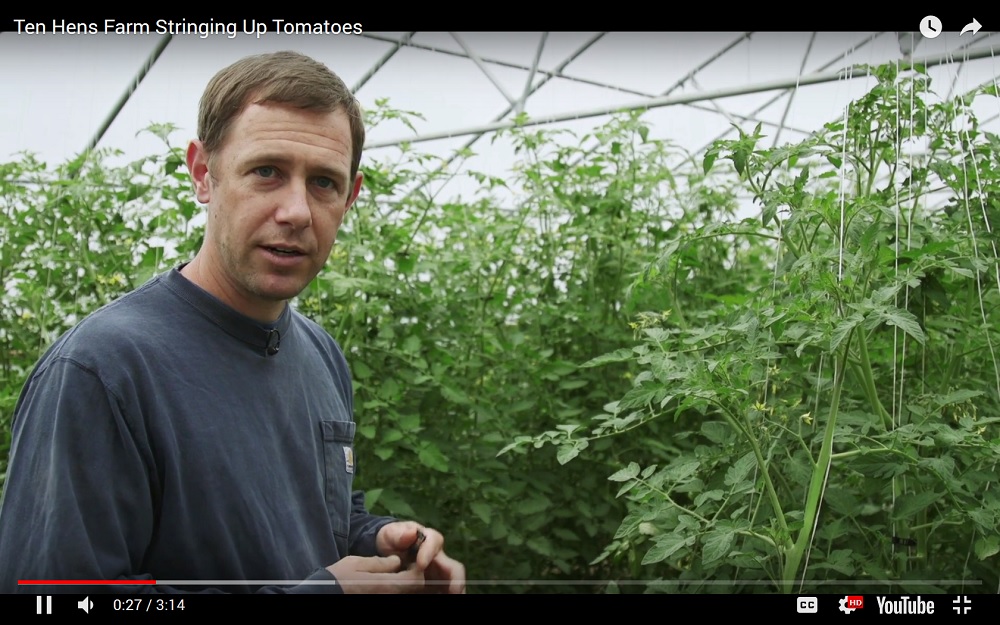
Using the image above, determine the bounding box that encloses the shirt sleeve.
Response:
[0,357,160,593]
[0,357,345,595]
[347,491,396,557]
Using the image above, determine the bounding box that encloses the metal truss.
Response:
[364,39,998,151]
[83,31,999,173]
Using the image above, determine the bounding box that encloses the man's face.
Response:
[186,102,362,319]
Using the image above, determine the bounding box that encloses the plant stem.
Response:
[855,329,894,431]
[830,449,864,460]
[718,406,792,548]
[782,337,849,592]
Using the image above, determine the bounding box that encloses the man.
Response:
[0,51,465,594]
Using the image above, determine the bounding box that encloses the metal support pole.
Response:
[362,32,651,99]
[514,33,548,116]
[367,44,1000,149]
[373,34,606,207]
[773,32,817,147]
[695,33,883,156]
[450,32,516,105]
[82,34,172,155]
[352,32,416,94]
[659,33,752,97]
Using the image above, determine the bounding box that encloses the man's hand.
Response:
[325,555,425,593]
[376,521,466,594]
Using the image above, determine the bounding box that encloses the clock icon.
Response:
[920,15,943,39]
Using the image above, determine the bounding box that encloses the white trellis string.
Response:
[837,66,852,283]
[800,46,858,592]
[890,55,903,562]
[745,73,794,588]
[890,53,918,565]
[955,88,1000,400]
[966,44,1000,297]
[938,41,1000,593]
[989,40,1000,597]
[956,63,1000,597]
[895,62,923,448]
[990,44,1000,297]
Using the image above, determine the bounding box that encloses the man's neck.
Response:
[179,255,286,324]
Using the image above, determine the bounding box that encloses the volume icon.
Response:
[78,597,93,613]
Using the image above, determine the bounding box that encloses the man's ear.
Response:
[345,171,364,212]
[186,140,212,204]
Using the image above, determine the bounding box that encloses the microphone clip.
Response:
[266,329,281,356]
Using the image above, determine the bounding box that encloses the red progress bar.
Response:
[19,580,158,585]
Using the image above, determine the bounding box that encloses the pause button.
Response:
[36,595,52,614]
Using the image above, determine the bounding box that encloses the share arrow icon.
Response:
[961,18,982,36]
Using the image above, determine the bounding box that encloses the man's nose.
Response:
[274,181,312,229]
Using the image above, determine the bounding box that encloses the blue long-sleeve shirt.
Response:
[0,265,394,593]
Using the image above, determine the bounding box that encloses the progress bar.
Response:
[19,580,157,585]
[19,579,985,586]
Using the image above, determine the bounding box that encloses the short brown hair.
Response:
[197,51,365,180]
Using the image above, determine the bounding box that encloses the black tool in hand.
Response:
[399,529,426,570]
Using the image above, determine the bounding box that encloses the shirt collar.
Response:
[162,263,293,357]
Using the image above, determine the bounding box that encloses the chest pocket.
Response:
[320,419,356,557]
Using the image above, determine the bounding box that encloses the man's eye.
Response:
[314,177,334,189]
[255,166,276,177]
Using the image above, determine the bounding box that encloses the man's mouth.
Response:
[264,246,304,256]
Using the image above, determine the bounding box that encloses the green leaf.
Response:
[580,347,634,368]
[695,489,725,508]
[490,519,508,540]
[364,488,383,509]
[352,361,373,380]
[968,508,996,533]
[608,462,640,482]
[703,149,718,175]
[724,452,756,486]
[375,489,415,518]
[831,312,864,351]
[164,154,184,175]
[441,385,470,404]
[701,422,731,444]
[515,495,551,515]
[616,479,639,498]
[974,536,1000,560]
[732,149,748,176]
[557,443,581,465]
[496,436,532,458]
[618,385,667,410]
[470,503,491,525]
[665,460,700,482]
[402,335,421,353]
[643,533,692,565]
[882,308,926,345]
[615,513,643,539]
[526,536,554,556]
[761,203,777,228]
[417,443,450,473]
[891,491,942,521]
[935,390,983,408]
[702,525,736,564]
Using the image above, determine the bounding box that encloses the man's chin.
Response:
[251,277,310,303]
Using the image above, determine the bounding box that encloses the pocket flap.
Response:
[320,419,356,443]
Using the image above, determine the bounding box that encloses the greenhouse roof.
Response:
[2,30,998,205]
